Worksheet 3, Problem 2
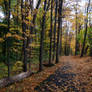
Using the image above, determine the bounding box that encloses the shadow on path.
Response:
[35,62,81,92]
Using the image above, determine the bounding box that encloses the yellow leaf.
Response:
[6,33,12,38]
[0,38,4,42]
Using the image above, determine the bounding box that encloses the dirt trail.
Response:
[35,56,92,92]
[0,56,92,92]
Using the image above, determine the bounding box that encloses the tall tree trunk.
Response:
[16,0,19,26]
[53,0,58,61]
[27,0,41,59]
[64,23,68,56]
[75,2,78,56]
[49,0,53,65]
[78,24,81,54]
[7,0,11,78]
[2,0,8,65]
[59,0,63,56]
[56,0,63,63]
[80,0,90,57]
[39,0,47,71]
[21,0,27,72]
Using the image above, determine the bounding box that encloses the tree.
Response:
[56,0,63,63]
[53,0,58,60]
[21,0,27,72]
[81,0,91,57]
[49,0,53,65]
[75,1,78,56]
[39,0,47,71]
[7,0,11,78]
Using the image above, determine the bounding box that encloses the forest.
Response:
[0,0,92,92]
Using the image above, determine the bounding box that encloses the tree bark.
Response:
[7,0,11,78]
[75,2,78,56]
[80,0,90,57]
[56,0,63,63]
[21,0,27,72]
[59,0,63,56]
[49,0,53,65]
[2,0,8,69]
[39,0,47,71]
[53,0,58,61]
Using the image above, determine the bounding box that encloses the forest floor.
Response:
[0,56,92,92]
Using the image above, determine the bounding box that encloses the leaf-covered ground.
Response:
[0,56,92,92]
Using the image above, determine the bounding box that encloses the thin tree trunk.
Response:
[59,0,63,56]
[75,2,78,56]
[56,0,63,63]
[21,0,27,72]
[49,0,53,65]
[80,0,90,57]
[78,24,81,54]
[27,0,41,59]
[80,21,88,57]
[7,0,11,78]
[53,0,58,61]
[2,0,8,66]
[64,23,68,56]
[39,0,47,71]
